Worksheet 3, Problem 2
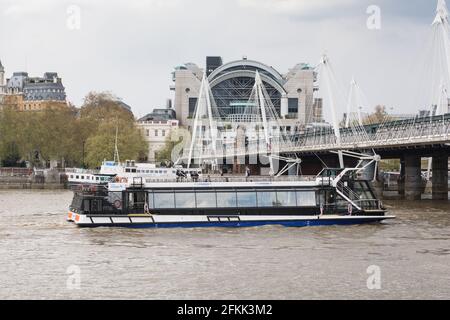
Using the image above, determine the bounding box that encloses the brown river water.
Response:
[0,190,449,300]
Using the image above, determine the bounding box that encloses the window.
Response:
[155,130,159,137]
[297,191,316,207]
[175,193,196,208]
[237,192,257,207]
[216,192,237,208]
[147,192,154,208]
[154,192,175,208]
[146,129,149,137]
[257,191,278,207]
[276,191,297,207]
[196,192,217,208]
[288,98,298,113]
[162,130,166,137]
[189,98,198,117]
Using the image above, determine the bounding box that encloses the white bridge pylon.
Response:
[316,54,346,167]
[251,70,285,175]
[187,74,221,168]
[185,70,291,175]
[429,0,450,115]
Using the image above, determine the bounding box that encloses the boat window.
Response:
[196,192,217,208]
[237,192,257,207]
[257,191,278,207]
[96,177,99,181]
[297,191,317,207]
[91,199,102,212]
[76,175,79,179]
[175,192,196,208]
[70,175,73,178]
[216,192,237,208]
[83,199,90,211]
[276,191,297,207]
[154,192,175,208]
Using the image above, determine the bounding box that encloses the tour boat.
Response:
[67,168,395,229]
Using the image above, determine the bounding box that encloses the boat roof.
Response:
[108,179,320,191]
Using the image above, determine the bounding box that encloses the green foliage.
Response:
[84,119,147,168]
[362,105,393,125]
[155,135,182,164]
[379,159,400,172]
[0,92,148,169]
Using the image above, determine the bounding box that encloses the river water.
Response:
[0,190,449,300]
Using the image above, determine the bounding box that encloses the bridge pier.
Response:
[432,153,449,200]
[405,154,422,201]
[398,157,405,198]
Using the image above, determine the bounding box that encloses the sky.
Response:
[0,0,444,120]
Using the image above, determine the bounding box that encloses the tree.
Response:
[0,91,146,169]
[84,119,147,168]
[155,135,182,164]
[362,105,392,125]
[80,92,147,168]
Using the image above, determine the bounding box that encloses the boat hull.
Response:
[67,212,395,229]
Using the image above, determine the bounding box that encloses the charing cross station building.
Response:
[171,56,324,133]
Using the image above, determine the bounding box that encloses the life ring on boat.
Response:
[120,177,128,183]
[114,176,120,182]
[114,200,122,209]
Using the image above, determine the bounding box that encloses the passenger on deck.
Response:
[191,171,199,182]
[176,169,187,182]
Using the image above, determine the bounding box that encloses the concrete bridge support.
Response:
[398,157,405,198]
[405,154,422,201]
[432,153,449,200]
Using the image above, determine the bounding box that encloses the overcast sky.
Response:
[0,0,443,119]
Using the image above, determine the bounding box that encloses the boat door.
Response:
[125,190,148,214]
[318,189,337,214]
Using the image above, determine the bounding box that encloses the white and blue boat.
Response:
[67,168,394,228]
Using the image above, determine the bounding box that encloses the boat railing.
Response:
[140,175,318,184]
[65,168,99,175]
[71,184,109,195]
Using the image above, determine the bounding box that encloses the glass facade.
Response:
[154,192,175,208]
[297,191,316,207]
[196,192,217,208]
[276,191,297,207]
[257,191,278,207]
[211,76,281,117]
[175,193,196,208]
[149,189,317,209]
[237,192,257,207]
[216,192,237,208]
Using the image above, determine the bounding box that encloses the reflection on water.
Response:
[0,190,449,299]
